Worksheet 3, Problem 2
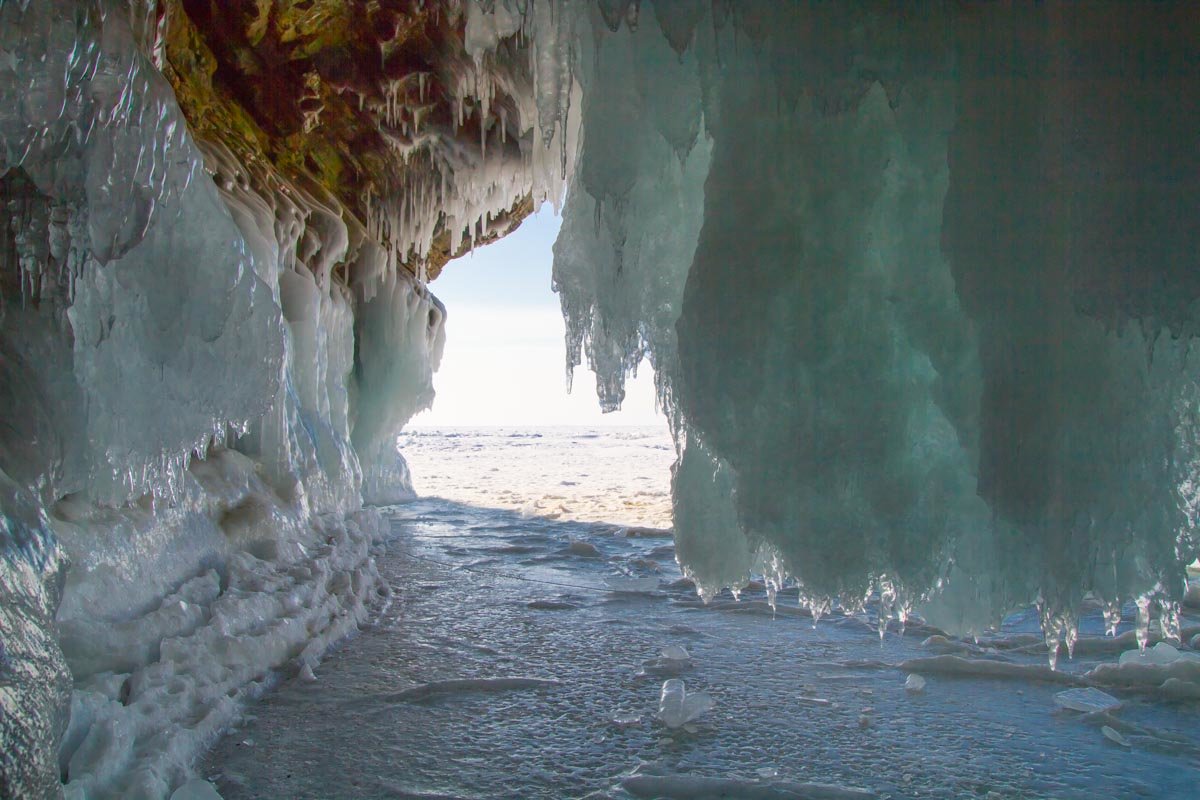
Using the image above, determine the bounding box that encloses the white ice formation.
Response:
[655,679,713,730]
[549,1,1200,649]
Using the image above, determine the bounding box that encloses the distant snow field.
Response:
[399,426,676,529]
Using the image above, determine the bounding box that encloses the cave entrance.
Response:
[402,203,673,530]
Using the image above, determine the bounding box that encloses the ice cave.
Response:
[2,1,1200,798]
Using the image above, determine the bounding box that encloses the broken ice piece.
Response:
[661,645,690,661]
[756,767,779,779]
[904,674,926,693]
[1118,641,1200,666]
[611,713,642,728]
[170,780,224,800]
[656,679,714,729]
[638,646,695,677]
[1053,687,1121,713]
[1102,725,1131,748]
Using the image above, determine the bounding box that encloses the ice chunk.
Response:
[904,674,926,694]
[1101,726,1131,748]
[170,779,224,800]
[1117,642,1200,667]
[639,647,694,678]
[661,645,691,662]
[1086,658,1200,700]
[1053,688,1121,714]
[899,656,1082,686]
[655,679,714,729]
[604,575,661,593]
[565,539,602,558]
[1185,578,1200,610]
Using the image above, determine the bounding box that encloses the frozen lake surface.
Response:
[204,502,1200,799]
[201,428,1200,799]
[398,426,676,529]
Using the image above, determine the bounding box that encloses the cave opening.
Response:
[404,202,674,528]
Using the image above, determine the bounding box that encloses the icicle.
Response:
[1135,595,1151,653]
[480,101,487,159]
[1103,599,1122,637]
[1158,599,1181,644]
[808,597,830,629]
[877,579,896,641]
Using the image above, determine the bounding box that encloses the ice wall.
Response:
[0,1,497,796]
[552,1,1200,649]
[1,2,280,794]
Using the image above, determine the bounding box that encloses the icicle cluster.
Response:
[548,1,1200,647]
[364,0,580,278]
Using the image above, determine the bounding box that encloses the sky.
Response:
[409,204,665,427]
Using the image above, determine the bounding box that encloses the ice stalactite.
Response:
[550,1,1200,644]
[674,7,985,623]
[551,1,709,420]
[365,0,578,275]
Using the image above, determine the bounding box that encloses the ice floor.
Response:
[204,499,1200,799]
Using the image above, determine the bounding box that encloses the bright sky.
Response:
[410,205,664,427]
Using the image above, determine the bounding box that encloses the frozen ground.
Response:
[400,427,675,529]
[205,497,1200,799]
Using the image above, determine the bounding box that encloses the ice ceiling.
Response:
[1,1,1199,796]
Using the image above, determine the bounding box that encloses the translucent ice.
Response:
[1053,688,1121,714]
[1101,726,1131,749]
[655,679,713,729]
[1118,642,1200,667]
